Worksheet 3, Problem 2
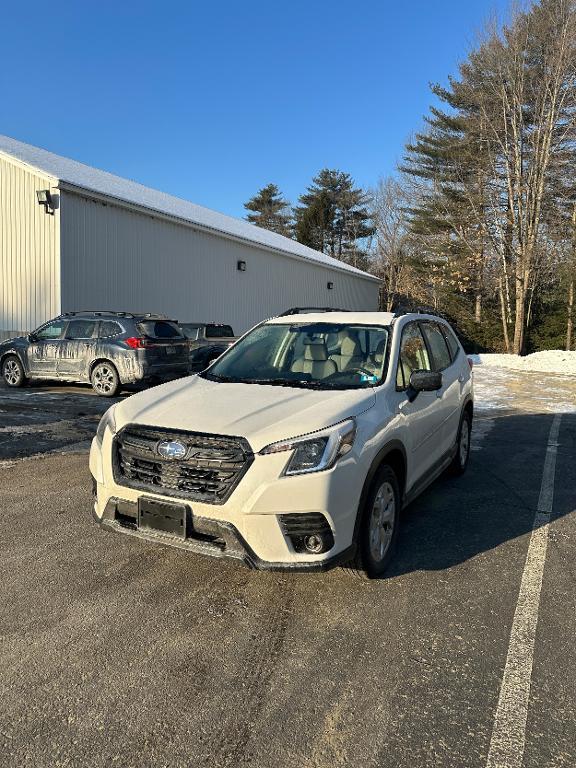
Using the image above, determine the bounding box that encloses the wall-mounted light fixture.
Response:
[327,281,334,290]
[237,260,247,272]
[36,189,55,215]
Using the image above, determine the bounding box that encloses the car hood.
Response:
[114,375,375,452]
[0,335,26,347]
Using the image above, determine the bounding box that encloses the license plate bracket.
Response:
[138,497,187,538]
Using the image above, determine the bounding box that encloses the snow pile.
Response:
[469,350,576,376]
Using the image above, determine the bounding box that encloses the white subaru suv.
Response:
[90,310,473,577]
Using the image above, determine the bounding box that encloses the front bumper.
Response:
[91,494,354,571]
[90,426,364,571]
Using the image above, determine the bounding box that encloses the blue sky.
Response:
[2,0,510,219]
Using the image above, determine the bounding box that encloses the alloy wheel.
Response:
[3,359,21,386]
[459,417,471,466]
[93,365,116,394]
[368,481,396,563]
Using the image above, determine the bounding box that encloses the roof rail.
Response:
[57,311,170,319]
[57,310,136,318]
[392,304,445,319]
[277,307,350,317]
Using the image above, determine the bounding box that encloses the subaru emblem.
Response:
[157,440,187,460]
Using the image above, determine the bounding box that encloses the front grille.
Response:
[113,425,253,504]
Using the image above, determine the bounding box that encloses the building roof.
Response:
[0,134,378,283]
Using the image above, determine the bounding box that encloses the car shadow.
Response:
[379,410,576,580]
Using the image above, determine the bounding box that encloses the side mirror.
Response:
[407,370,442,402]
[28,333,37,343]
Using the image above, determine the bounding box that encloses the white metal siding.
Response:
[0,156,60,339]
[60,192,379,333]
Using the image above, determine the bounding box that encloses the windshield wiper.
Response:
[203,373,360,390]
[202,372,241,383]
[241,378,355,390]
[239,377,310,387]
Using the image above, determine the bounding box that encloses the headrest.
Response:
[340,336,361,357]
[374,338,386,362]
[304,339,328,361]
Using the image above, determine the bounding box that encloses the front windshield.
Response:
[203,322,389,389]
[180,324,200,339]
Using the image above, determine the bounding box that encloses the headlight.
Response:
[95,405,117,447]
[260,419,356,476]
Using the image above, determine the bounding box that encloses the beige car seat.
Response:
[373,338,386,365]
[330,331,363,372]
[366,338,386,374]
[291,340,337,379]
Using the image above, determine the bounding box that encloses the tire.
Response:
[2,355,26,388]
[90,362,120,397]
[344,464,401,579]
[448,409,472,476]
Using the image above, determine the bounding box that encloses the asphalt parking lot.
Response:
[1,370,575,767]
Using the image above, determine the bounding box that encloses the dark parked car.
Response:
[0,311,190,396]
[178,323,237,372]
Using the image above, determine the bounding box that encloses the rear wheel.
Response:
[91,362,120,397]
[448,410,472,476]
[344,464,400,579]
[2,355,26,388]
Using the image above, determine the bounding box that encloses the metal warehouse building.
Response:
[0,135,379,340]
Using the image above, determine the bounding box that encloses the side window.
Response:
[421,322,452,371]
[441,325,460,362]
[66,320,97,340]
[35,320,66,340]
[396,323,431,389]
[99,321,123,338]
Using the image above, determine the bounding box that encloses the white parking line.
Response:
[486,414,562,768]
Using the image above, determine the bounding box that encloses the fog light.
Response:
[304,534,324,554]
[278,513,334,554]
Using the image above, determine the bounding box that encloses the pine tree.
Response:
[402,0,576,354]
[294,169,374,268]
[244,184,293,237]
[401,86,492,329]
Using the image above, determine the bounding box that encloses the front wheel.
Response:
[2,355,26,388]
[91,362,120,397]
[345,465,400,579]
[448,410,472,476]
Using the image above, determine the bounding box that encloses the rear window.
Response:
[99,321,123,338]
[137,321,183,339]
[206,325,234,338]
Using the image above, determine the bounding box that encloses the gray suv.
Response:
[0,311,190,396]
[178,322,237,372]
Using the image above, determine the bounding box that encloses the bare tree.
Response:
[474,0,576,352]
[369,178,424,310]
[402,0,576,353]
